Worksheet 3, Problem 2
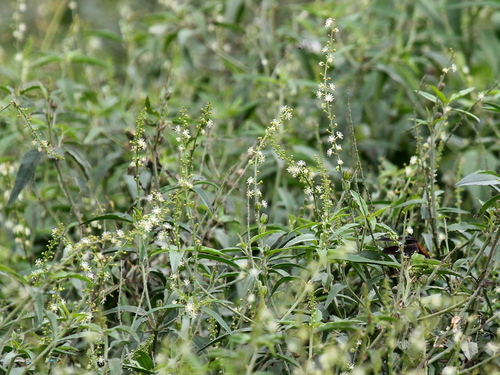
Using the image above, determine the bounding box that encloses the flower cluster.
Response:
[12,0,27,42]
[317,19,345,170]
[246,106,294,213]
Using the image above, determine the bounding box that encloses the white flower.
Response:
[137,138,147,150]
[287,165,301,177]
[325,18,334,29]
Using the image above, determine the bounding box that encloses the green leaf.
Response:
[328,251,400,267]
[449,87,475,102]
[201,307,233,334]
[134,351,154,370]
[7,150,43,207]
[64,146,92,180]
[192,186,213,213]
[283,234,317,247]
[80,213,134,225]
[144,96,159,117]
[249,230,287,244]
[123,362,156,374]
[482,102,500,113]
[315,319,364,331]
[416,90,437,103]
[455,170,500,187]
[325,283,347,309]
[476,194,500,217]
[270,275,303,296]
[0,264,28,284]
[429,85,448,104]
[393,199,426,208]
[452,107,479,122]
[350,190,369,218]
[196,253,242,270]
[45,311,59,341]
[68,54,109,68]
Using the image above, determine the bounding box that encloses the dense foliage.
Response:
[1,1,500,374]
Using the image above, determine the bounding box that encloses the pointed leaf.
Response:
[483,102,500,113]
[80,213,134,225]
[416,91,437,103]
[476,194,500,217]
[350,190,369,218]
[192,186,213,213]
[449,87,475,102]
[455,170,500,187]
[8,150,42,206]
[201,307,233,334]
[0,264,28,284]
[429,85,448,104]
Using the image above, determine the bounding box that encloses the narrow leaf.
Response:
[476,194,500,217]
[8,150,42,206]
[429,85,448,104]
[350,190,369,218]
[80,213,134,225]
[416,91,437,103]
[483,102,500,113]
[201,307,233,334]
[455,170,500,187]
[449,87,475,102]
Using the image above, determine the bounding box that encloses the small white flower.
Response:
[325,93,334,102]
[137,139,147,150]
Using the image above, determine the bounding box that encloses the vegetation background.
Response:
[1,0,500,374]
